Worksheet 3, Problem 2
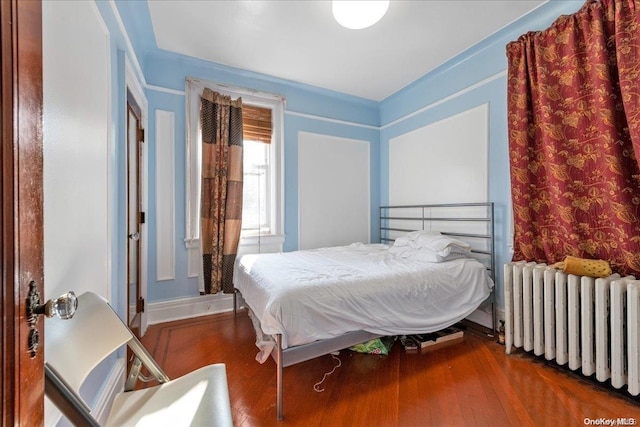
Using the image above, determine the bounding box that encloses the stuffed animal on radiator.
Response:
[552,255,612,278]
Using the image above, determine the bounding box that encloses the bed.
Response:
[233,203,496,419]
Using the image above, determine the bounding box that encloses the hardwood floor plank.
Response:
[467,335,537,426]
[398,348,464,426]
[463,338,515,425]
[139,312,640,426]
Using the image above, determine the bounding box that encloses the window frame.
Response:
[185,78,284,251]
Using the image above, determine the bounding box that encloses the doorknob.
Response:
[128,232,140,241]
[33,292,77,319]
[26,281,78,358]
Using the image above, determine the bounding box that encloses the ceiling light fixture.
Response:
[332,0,390,30]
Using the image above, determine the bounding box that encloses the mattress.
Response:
[234,243,494,358]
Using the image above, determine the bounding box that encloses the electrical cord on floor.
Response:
[313,352,342,392]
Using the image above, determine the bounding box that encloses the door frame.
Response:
[125,59,148,336]
[1,1,45,425]
[126,90,143,335]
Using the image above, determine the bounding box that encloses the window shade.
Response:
[243,105,272,144]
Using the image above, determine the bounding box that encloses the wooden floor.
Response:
[139,311,640,426]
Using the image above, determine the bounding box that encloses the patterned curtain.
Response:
[506,0,640,275]
[200,88,243,294]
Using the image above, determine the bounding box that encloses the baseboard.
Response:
[466,308,493,329]
[91,358,125,425]
[465,305,506,331]
[147,293,234,325]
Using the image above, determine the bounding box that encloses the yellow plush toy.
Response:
[552,255,612,278]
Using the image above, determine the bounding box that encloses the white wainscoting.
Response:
[298,132,370,250]
[155,110,176,281]
[389,103,488,205]
[148,293,235,325]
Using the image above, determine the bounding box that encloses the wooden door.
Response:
[1,1,44,425]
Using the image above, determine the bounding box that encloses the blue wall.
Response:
[109,0,584,306]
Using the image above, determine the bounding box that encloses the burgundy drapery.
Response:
[200,89,243,294]
[506,0,640,275]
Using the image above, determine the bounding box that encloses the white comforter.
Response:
[234,243,493,357]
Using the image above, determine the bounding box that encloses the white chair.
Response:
[45,291,233,426]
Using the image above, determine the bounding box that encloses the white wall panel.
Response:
[389,104,488,205]
[155,110,176,281]
[43,0,111,301]
[298,132,370,250]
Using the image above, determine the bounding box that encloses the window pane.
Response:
[242,140,270,234]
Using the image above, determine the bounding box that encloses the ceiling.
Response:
[147,1,546,101]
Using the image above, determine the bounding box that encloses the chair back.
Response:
[45,292,133,395]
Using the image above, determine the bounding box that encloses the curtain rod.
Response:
[186,77,286,103]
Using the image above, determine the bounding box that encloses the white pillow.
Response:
[392,230,441,248]
[413,233,471,253]
[436,245,471,259]
[392,231,471,253]
[388,240,471,263]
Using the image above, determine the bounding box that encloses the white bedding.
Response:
[234,243,494,360]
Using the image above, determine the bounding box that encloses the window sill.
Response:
[240,234,285,248]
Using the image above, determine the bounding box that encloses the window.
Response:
[243,140,270,235]
[185,78,284,252]
[241,104,273,236]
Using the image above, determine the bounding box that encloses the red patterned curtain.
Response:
[200,89,243,294]
[506,0,640,275]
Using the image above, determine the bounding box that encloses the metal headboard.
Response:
[379,202,495,281]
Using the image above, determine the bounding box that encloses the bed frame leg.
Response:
[491,301,497,339]
[233,289,238,317]
[275,334,284,420]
